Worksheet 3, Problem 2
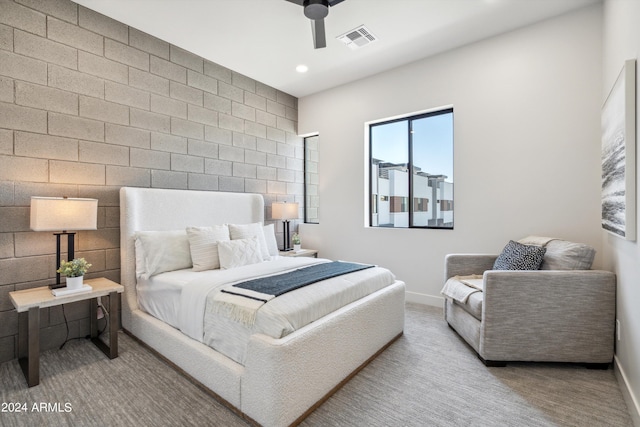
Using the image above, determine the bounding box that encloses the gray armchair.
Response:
[443,251,616,367]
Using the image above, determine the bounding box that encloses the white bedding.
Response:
[136,269,201,329]
[136,255,283,329]
[138,256,397,365]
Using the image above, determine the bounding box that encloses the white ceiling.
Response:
[72,0,599,98]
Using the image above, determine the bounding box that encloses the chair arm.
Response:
[444,254,497,280]
[480,270,616,362]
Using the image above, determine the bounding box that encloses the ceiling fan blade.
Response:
[311,18,326,49]
[284,0,305,5]
[327,0,346,6]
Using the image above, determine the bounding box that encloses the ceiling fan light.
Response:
[304,0,329,20]
[296,64,309,73]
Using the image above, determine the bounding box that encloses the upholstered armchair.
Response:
[443,238,616,367]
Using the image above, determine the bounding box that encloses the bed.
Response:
[119,187,406,426]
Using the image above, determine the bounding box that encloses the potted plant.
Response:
[57,258,92,290]
[291,233,301,252]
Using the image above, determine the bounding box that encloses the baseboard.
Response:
[405,291,443,307]
[614,355,640,427]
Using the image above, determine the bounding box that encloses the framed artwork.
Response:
[602,59,636,241]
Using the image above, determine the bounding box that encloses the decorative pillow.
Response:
[134,238,147,279]
[518,235,556,246]
[540,240,595,270]
[263,224,279,257]
[493,240,546,270]
[186,225,230,271]
[135,230,192,279]
[218,237,263,269]
[228,223,270,261]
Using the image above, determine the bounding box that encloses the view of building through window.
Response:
[370,108,454,228]
[304,135,320,224]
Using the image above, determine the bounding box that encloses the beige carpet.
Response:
[0,303,633,426]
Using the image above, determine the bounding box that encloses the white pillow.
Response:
[228,223,270,261]
[263,224,279,257]
[135,230,192,279]
[218,237,263,269]
[186,225,230,271]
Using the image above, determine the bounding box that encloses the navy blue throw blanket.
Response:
[222,261,375,302]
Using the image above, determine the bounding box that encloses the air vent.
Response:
[337,25,377,50]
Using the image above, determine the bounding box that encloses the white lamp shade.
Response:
[30,197,98,231]
[272,202,299,220]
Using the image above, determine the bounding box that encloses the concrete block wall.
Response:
[0,0,303,363]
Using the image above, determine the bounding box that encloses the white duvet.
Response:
[180,257,324,339]
[140,257,397,365]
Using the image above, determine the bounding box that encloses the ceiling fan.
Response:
[285,0,346,49]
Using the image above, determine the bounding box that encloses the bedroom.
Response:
[0,0,639,425]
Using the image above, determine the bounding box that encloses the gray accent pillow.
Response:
[493,240,546,270]
[540,240,595,270]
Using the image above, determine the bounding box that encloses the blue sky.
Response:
[371,112,454,182]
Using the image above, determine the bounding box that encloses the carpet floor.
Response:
[0,303,633,426]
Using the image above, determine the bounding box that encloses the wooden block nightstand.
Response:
[279,249,318,258]
[9,277,124,387]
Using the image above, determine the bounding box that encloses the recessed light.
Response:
[296,64,309,73]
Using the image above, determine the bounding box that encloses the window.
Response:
[304,135,319,224]
[369,108,453,229]
[390,196,408,213]
[414,197,429,212]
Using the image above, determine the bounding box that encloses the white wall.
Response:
[602,1,640,424]
[298,5,603,306]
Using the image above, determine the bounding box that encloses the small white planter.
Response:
[66,276,83,290]
[293,244,301,252]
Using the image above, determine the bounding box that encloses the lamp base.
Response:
[52,231,75,290]
[281,220,293,251]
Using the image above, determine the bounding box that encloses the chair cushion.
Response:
[453,291,483,321]
[493,240,546,270]
[540,239,595,270]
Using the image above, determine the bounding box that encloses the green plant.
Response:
[57,258,92,277]
[292,233,301,245]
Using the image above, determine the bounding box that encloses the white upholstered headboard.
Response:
[119,187,264,330]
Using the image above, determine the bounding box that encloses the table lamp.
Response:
[272,201,299,251]
[30,197,98,289]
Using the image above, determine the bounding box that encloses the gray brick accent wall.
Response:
[0,0,303,363]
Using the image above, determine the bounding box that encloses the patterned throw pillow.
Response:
[218,237,263,269]
[493,240,546,270]
[228,223,271,261]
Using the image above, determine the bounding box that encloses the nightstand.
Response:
[279,249,318,258]
[9,277,124,387]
